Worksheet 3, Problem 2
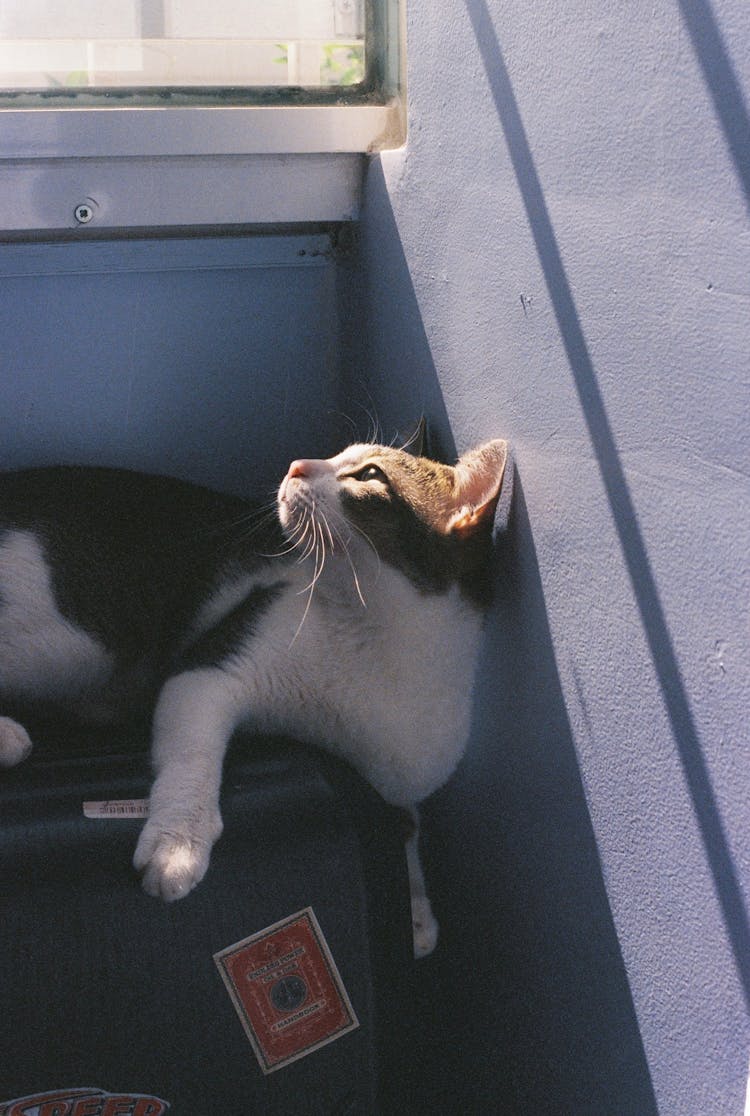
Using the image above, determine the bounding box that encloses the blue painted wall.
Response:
[0,235,342,494]
[342,1,750,1113]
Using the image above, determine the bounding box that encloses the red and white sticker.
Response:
[0,1088,169,1115]
[214,907,359,1074]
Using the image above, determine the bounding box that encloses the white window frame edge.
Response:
[0,100,405,235]
[1,103,405,160]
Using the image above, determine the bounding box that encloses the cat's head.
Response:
[277,438,508,607]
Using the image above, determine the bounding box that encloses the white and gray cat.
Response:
[0,433,507,957]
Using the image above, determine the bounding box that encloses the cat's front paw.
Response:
[133,814,222,901]
[411,895,439,959]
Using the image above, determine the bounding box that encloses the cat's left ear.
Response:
[447,440,509,538]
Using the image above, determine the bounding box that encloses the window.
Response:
[0,1,373,97]
[0,1,404,234]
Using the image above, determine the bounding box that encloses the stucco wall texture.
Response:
[345,2,750,1113]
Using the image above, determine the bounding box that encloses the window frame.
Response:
[0,0,404,236]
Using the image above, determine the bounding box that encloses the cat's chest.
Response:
[226,564,483,802]
[257,564,475,695]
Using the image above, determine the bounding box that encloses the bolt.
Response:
[74,203,94,224]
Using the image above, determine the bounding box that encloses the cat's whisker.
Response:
[290,517,328,646]
[217,506,288,557]
[329,520,367,609]
[219,500,278,538]
[259,537,305,559]
[397,424,422,453]
[281,510,311,551]
[255,513,310,559]
[319,511,337,555]
[301,518,328,595]
[285,515,309,546]
[327,408,359,440]
[347,518,382,580]
[295,520,318,563]
[294,510,322,592]
[261,541,299,558]
[353,400,381,447]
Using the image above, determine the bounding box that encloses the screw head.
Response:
[74,202,94,224]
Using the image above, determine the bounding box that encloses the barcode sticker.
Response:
[83,799,150,819]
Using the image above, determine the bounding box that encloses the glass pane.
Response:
[0,0,367,91]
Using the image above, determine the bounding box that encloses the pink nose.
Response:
[287,458,329,479]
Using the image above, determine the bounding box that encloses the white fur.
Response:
[251,448,481,803]
[134,557,481,904]
[0,530,112,710]
[0,716,32,767]
[134,667,245,900]
[239,561,480,805]
[404,805,440,957]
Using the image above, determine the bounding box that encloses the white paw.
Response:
[133,813,222,901]
[0,717,33,768]
[411,895,439,959]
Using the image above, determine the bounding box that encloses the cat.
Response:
[0,433,507,958]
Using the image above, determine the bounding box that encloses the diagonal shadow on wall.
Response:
[464,0,750,1012]
[677,0,750,212]
[338,160,658,1114]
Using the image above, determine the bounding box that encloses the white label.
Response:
[83,799,150,819]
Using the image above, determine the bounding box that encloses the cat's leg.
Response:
[405,805,439,959]
[133,668,244,902]
[0,716,33,767]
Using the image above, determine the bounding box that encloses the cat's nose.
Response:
[287,459,329,479]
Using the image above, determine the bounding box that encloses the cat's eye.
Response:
[354,464,388,485]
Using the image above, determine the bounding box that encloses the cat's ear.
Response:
[446,440,508,538]
[398,416,427,457]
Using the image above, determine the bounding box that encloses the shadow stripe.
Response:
[464,0,750,1008]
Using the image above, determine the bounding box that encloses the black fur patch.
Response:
[0,466,284,712]
[176,582,287,672]
[340,484,494,608]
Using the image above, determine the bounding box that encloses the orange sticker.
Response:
[214,908,359,1073]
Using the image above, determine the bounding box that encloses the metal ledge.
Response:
[0,153,368,235]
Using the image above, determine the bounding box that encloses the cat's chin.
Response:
[276,479,317,535]
[276,485,351,566]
